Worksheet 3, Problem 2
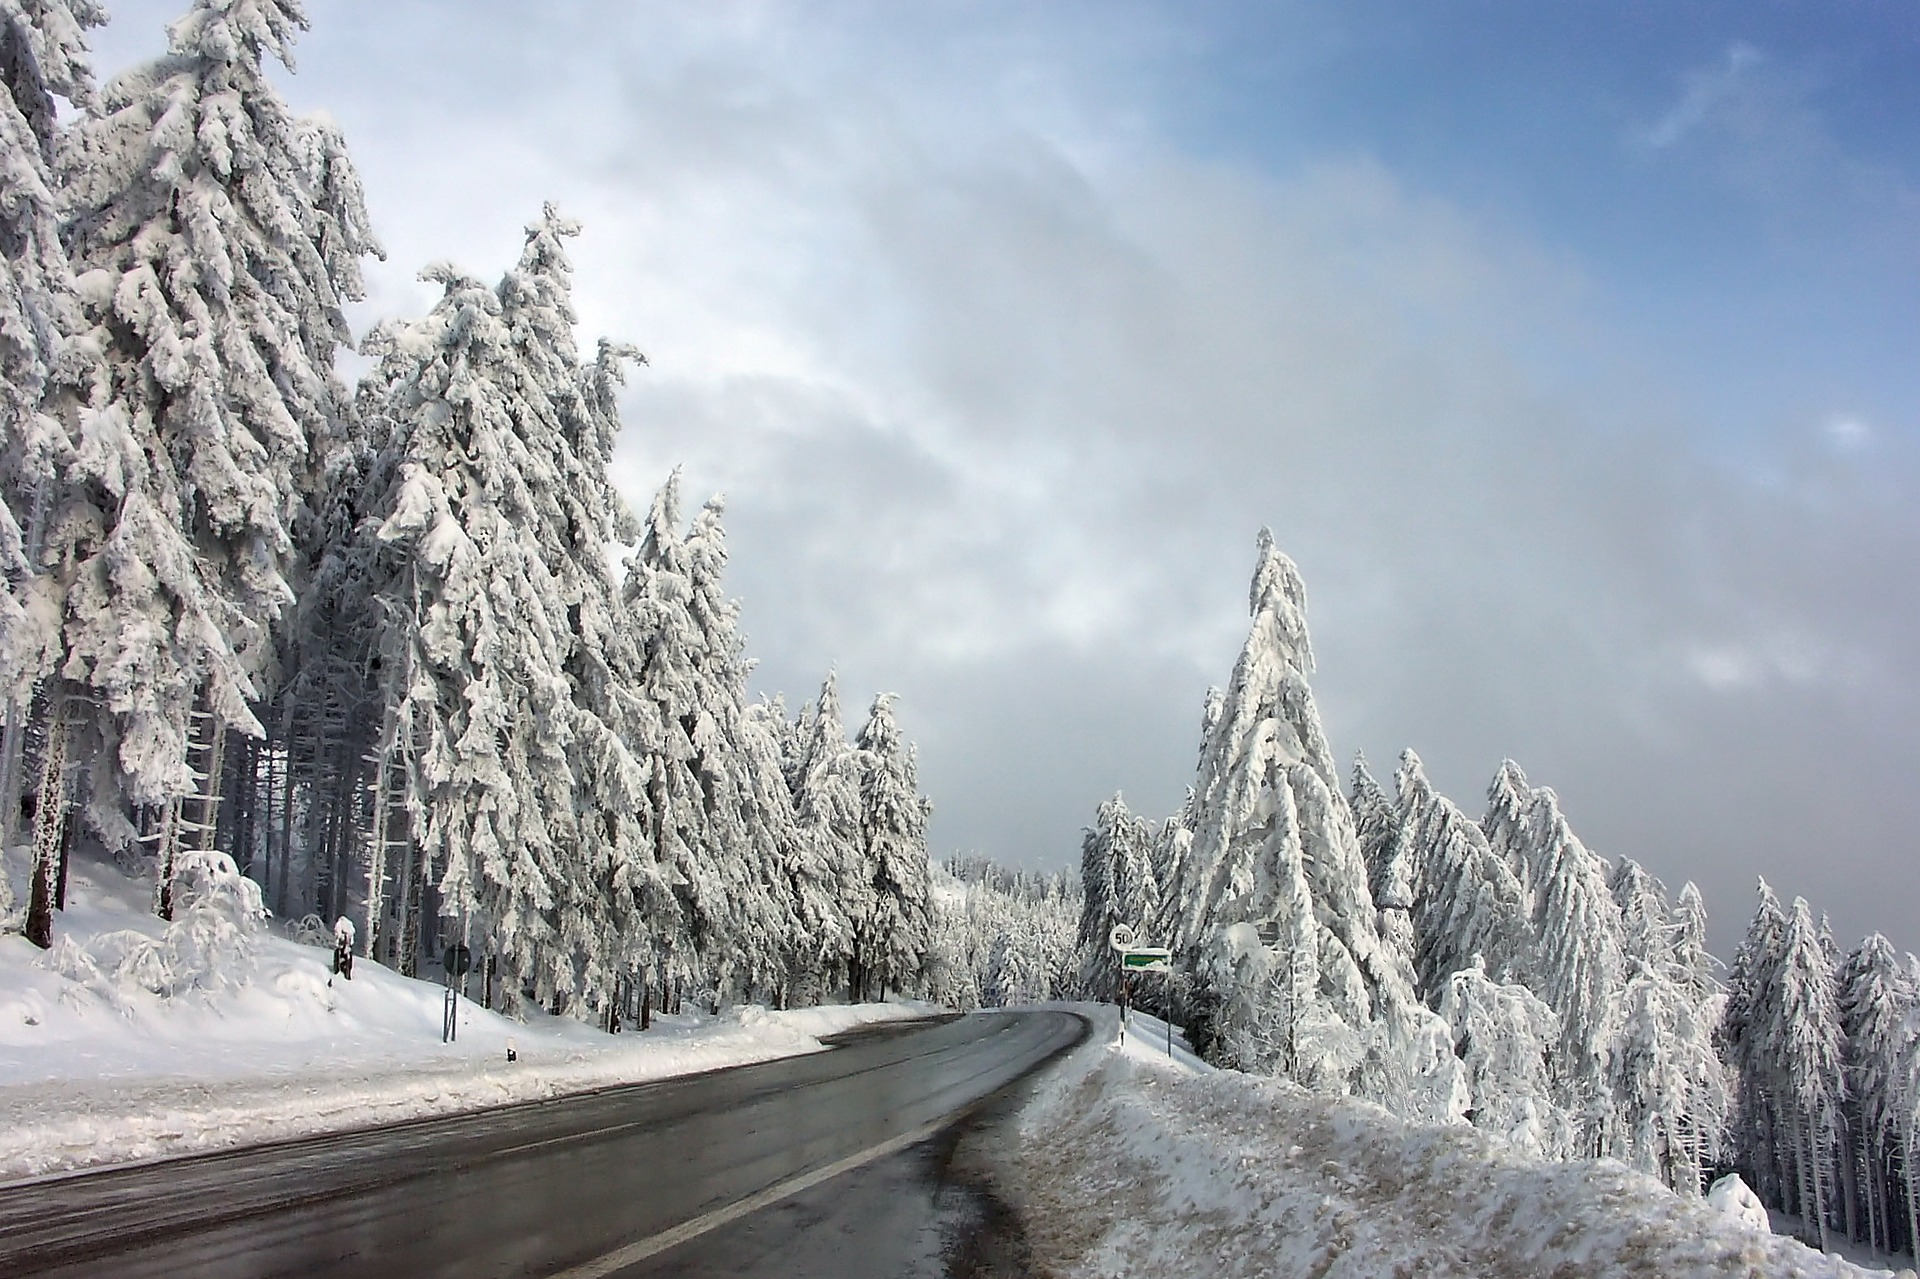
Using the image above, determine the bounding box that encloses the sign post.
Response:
[1107,925,1175,1055]
[442,943,472,1043]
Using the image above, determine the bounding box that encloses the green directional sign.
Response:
[1122,948,1172,972]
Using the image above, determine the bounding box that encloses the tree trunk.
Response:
[154,799,180,921]
[1907,1126,1920,1269]
[399,838,429,978]
[23,696,68,949]
[1807,1109,1832,1253]
[640,975,652,1030]
[276,736,295,921]
[1837,1111,1859,1244]
[53,798,73,911]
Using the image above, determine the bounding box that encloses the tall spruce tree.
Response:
[784,671,864,998]
[1608,857,1725,1191]
[1722,879,1791,1209]
[1161,533,1454,1110]
[853,692,930,1000]
[1394,750,1530,999]
[1776,896,1846,1250]
[1351,752,1415,977]
[0,0,103,940]
[357,261,577,1003]
[56,0,376,907]
[1501,765,1625,1157]
[1837,934,1913,1255]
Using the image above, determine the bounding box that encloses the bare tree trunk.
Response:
[1907,1126,1920,1269]
[23,695,68,949]
[1808,1109,1833,1254]
[1838,1110,1860,1244]
[153,798,180,920]
[53,799,72,910]
[276,735,295,921]
[363,744,396,960]
[399,839,430,978]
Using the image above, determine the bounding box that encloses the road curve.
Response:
[0,1009,1087,1278]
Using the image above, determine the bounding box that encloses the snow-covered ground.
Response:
[0,855,926,1183]
[991,1003,1914,1279]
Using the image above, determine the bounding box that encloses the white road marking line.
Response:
[547,1117,952,1278]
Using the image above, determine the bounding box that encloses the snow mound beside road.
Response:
[997,1004,1894,1279]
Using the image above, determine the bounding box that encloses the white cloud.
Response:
[1641,43,1763,151]
[1824,415,1874,453]
[78,1,1920,953]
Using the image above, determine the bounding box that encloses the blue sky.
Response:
[88,1,1920,956]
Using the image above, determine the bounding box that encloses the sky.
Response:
[91,1,1920,958]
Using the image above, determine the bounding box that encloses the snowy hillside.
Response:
[0,855,924,1182]
[989,1005,1904,1279]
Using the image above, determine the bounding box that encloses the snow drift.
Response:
[993,1006,1894,1279]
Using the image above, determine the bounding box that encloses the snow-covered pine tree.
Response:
[356,263,576,1004]
[677,492,799,1005]
[1722,879,1791,1209]
[853,692,931,1000]
[1076,792,1155,1001]
[57,0,377,914]
[1161,533,1454,1110]
[1076,793,1117,1000]
[1775,896,1847,1251]
[1893,953,1920,1267]
[784,671,864,999]
[618,472,721,1008]
[1607,857,1726,1192]
[1439,956,1570,1158]
[1351,752,1415,976]
[1838,934,1915,1255]
[745,695,836,1008]
[1394,750,1530,999]
[0,0,102,940]
[1504,765,1625,1157]
[1481,759,1541,910]
[494,211,656,1018]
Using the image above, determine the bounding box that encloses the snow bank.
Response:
[0,857,926,1182]
[994,1004,1900,1279]
[1708,1173,1771,1232]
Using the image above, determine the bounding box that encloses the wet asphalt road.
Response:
[0,1009,1087,1278]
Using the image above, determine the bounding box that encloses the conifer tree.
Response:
[1722,879,1790,1208]
[785,672,863,998]
[1161,533,1453,1109]
[1481,759,1540,909]
[1838,934,1913,1255]
[1776,896,1846,1250]
[1499,765,1625,1156]
[1351,752,1414,975]
[357,261,576,1003]
[1394,750,1529,999]
[853,692,931,1000]
[56,0,377,903]
[1607,857,1726,1191]
[1440,957,1570,1158]
[678,494,799,1004]
[0,0,103,937]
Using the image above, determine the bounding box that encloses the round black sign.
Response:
[442,943,473,976]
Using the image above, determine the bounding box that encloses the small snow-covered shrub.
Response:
[36,851,265,1000]
[284,913,332,947]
